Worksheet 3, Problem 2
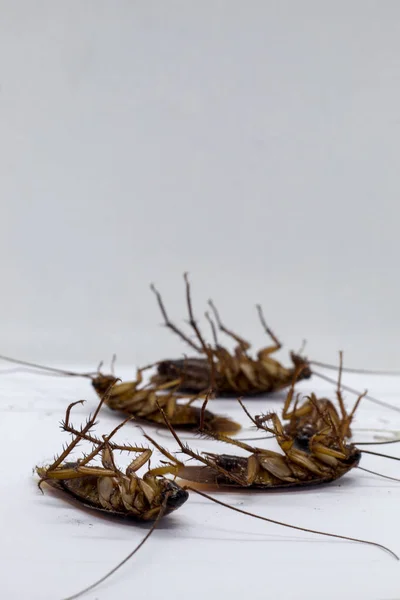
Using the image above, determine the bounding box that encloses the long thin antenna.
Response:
[313,371,400,413]
[0,354,94,378]
[355,439,400,446]
[186,487,398,560]
[358,466,400,482]
[62,495,169,600]
[361,449,400,461]
[236,434,275,441]
[311,360,400,377]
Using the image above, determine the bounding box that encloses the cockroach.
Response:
[150,274,400,413]
[281,353,359,446]
[0,354,240,435]
[151,273,311,395]
[156,383,400,489]
[37,387,190,600]
[37,389,189,521]
[39,387,397,600]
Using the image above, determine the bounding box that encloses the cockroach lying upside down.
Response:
[150,275,399,414]
[36,390,189,521]
[150,273,311,396]
[0,354,240,435]
[157,362,400,489]
[281,354,360,446]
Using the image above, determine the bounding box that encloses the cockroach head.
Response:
[290,352,312,380]
[161,479,189,513]
[91,374,119,395]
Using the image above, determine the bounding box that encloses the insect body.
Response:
[0,354,240,435]
[37,392,189,520]
[282,355,362,448]
[90,367,240,434]
[151,274,312,396]
[168,404,362,489]
[149,275,400,416]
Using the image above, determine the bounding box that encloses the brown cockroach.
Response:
[160,398,364,489]
[37,389,189,521]
[150,274,400,413]
[151,273,311,395]
[36,387,191,600]
[281,353,359,446]
[156,379,400,489]
[0,354,240,435]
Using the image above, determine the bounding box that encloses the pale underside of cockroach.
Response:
[150,274,312,396]
[38,461,187,520]
[36,393,189,521]
[90,369,241,434]
[176,449,361,488]
[153,389,363,490]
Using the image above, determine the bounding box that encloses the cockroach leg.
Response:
[205,310,220,347]
[150,281,202,352]
[183,272,209,354]
[255,304,282,353]
[45,382,117,472]
[155,399,247,486]
[208,298,251,353]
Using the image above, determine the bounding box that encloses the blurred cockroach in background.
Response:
[0,354,240,435]
[150,273,400,414]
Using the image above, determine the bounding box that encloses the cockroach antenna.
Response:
[312,370,400,413]
[62,500,168,600]
[310,359,400,377]
[0,353,241,435]
[153,401,399,561]
[0,354,96,378]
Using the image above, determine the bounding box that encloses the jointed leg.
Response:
[155,400,247,486]
[62,400,146,454]
[238,398,278,438]
[183,272,210,354]
[151,281,202,352]
[47,383,116,472]
[208,299,251,353]
[256,304,282,355]
[342,389,367,438]
[205,311,220,348]
[335,351,347,421]
[281,368,306,419]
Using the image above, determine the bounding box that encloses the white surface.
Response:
[1,3,400,366]
[2,364,400,600]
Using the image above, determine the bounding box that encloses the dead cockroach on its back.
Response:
[149,274,400,414]
[36,385,191,600]
[37,387,189,521]
[281,353,359,447]
[151,273,312,396]
[0,354,240,435]
[161,394,364,490]
[157,370,400,490]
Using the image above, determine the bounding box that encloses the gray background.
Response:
[1,1,399,368]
